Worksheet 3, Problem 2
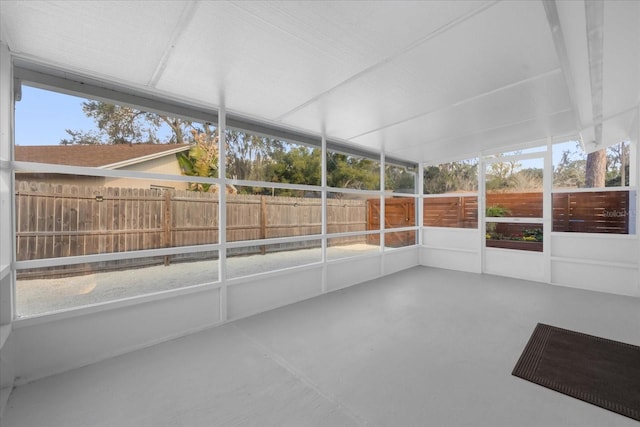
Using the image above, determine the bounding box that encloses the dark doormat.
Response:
[512,323,640,422]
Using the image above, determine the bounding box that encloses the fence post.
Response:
[163,190,172,266]
[260,195,267,255]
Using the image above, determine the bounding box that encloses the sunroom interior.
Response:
[0,1,639,426]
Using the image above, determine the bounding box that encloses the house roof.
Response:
[15,144,192,168]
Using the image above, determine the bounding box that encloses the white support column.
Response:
[0,41,15,413]
[543,138,553,283]
[417,162,424,246]
[321,135,327,293]
[0,42,14,326]
[379,152,385,276]
[630,107,639,232]
[217,102,227,322]
[478,155,486,274]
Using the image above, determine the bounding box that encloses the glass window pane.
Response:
[16,250,219,317]
[485,222,543,252]
[225,128,320,185]
[384,231,417,248]
[227,240,321,278]
[327,192,368,234]
[384,197,416,228]
[553,140,631,189]
[227,186,321,242]
[423,158,478,194]
[552,190,634,234]
[424,196,478,228]
[327,235,380,260]
[485,156,543,218]
[15,86,217,178]
[485,193,543,218]
[385,163,416,193]
[326,150,380,190]
[485,157,543,194]
[15,177,219,262]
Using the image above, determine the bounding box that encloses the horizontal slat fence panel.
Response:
[424,196,478,228]
[486,192,543,218]
[552,191,629,234]
[423,191,630,235]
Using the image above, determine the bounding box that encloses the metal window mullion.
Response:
[321,135,327,293]
[379,152,385,263]
[218,102,227,322]
[418,162,424,246]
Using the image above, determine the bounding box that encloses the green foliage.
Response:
[385,165,416,192]
[522,228,543,242]
[485,205,510,217]
[267,146,321,186]
[326,152,380,190]
[485,158,523,191]
[485,204,510,237]
[423,160,477,194]
[176,130,219,192]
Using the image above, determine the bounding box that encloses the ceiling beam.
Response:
[147,1,200,88]
[542,0,582,135]
[585,0,604,148]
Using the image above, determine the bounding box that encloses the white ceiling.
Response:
[1,0,639,163]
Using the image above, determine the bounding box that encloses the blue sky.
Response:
[15,85,96,146]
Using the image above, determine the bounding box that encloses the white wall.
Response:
[9,287,222,384]
[421,215,639,297]
[420,227,481,273]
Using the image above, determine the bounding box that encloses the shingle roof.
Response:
[15,144,191,168]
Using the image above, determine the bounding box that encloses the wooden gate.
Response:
[366,198,416,246]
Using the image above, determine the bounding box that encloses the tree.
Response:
[224,130,275,181]
[554,147,585,188]
[606,141,630,186]
[585,149,607,188]
[423,160,477,194]
[60,129,102,145]
[267,146,321,187]
[61,100,203,145]
[486,157,521,191]
[385,165,416,192]
[326,152,380,190]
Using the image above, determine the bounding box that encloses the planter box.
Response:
[486,239,542,252]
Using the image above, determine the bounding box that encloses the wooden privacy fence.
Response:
[15,181,368,278]
[552,191,629,234]
[366,198,417,247]
[424,196,479,228]
[423,190,630,234]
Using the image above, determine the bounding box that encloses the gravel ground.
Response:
[16,244,379,318]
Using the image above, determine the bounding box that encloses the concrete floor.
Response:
[3,266,639,426]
